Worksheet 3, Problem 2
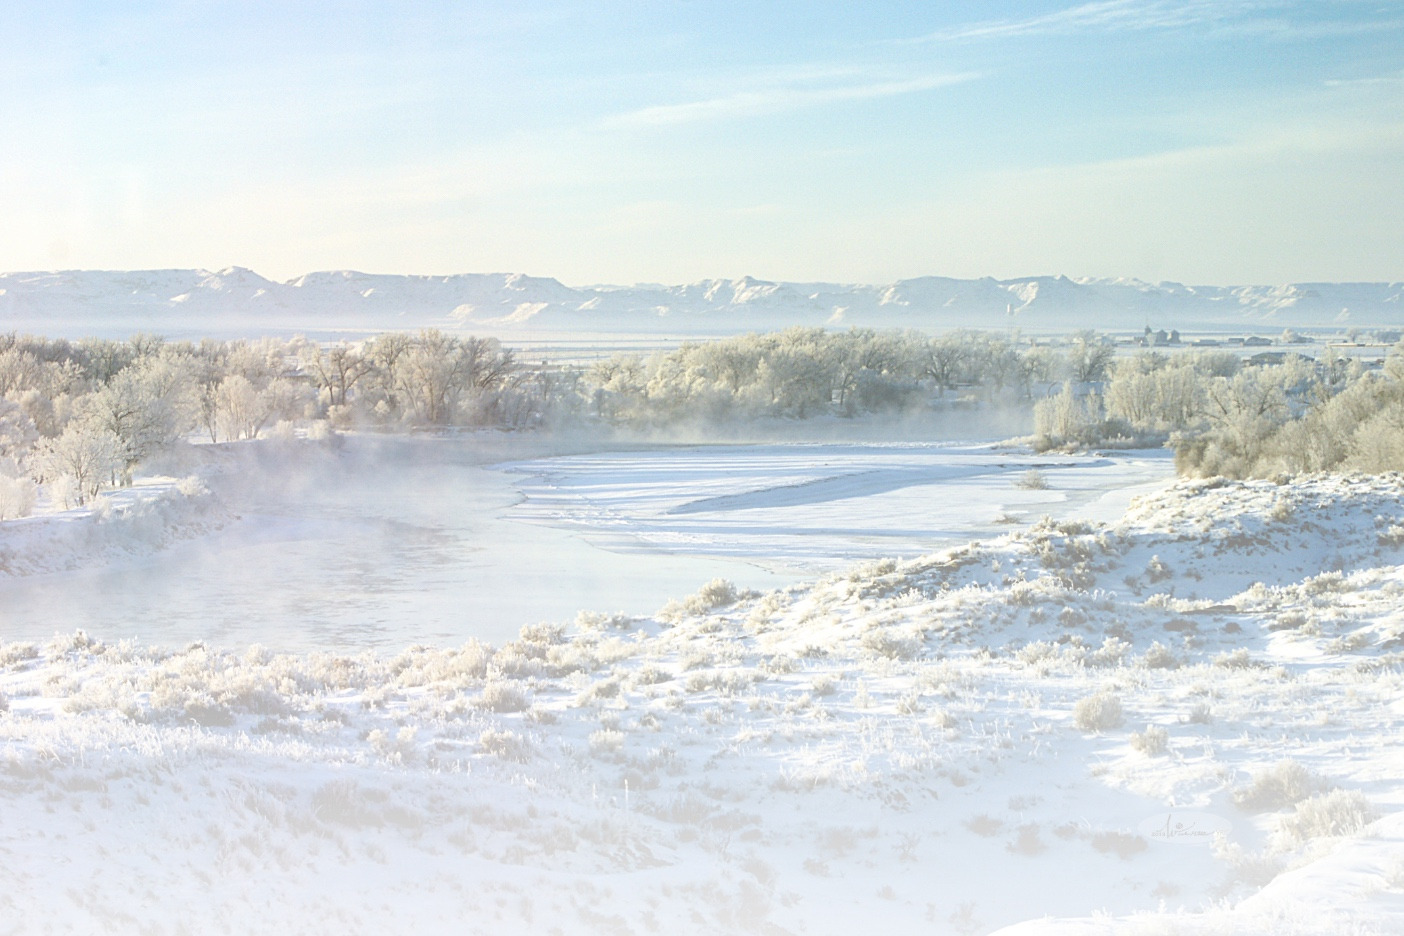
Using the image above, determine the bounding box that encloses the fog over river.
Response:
[0,435,1173,652]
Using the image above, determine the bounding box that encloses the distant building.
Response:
[1139,327,1182,347]
[1249,351,1313,367]
[1243,336,1272,347]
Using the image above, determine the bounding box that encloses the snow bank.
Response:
[0,477,229,578]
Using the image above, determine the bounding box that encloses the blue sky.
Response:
[1,0,1401,285]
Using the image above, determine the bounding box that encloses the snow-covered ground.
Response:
[2,439,1401,934]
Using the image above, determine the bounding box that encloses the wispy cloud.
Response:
[909,0,1393,43]
[604,72,979,128]
[1325,70,1404,89]
[911,0,1243,41]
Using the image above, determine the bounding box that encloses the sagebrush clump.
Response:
[1073,693,1124,732]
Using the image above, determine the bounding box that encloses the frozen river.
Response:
[0,435,1174,651]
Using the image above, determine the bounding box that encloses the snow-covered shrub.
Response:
[1185,702,1214,724]
[575,610,632,632]
[1267,497,1295,523]
[266,419,297,441]
[1091,831,1148,859]
[688,577,739,609]
[0,475,36,519]
[1129,724,1169,756]
[1233,760,1331,812]
[928,708,957,729]
[1144,554,1172,583]
[1302,570,1351,595]
[1212,837,1285,889]
[545,642,599,677]
[145,682,233,729]
[478,728,531,762]
[518,621,566,646]
[1087,636,1131,667]
[1017,469,1049,490]
[896,690,924,715]
[679,647,715,671]
[1213,648,1259,670]
[632,664,670,687]
[683,669,756,697]
[1377,523,1404,547]
[965,815,1003,837]
[659,578,741,622]
[1073,693,1124,732]
[46,630,103,659]
[1138,642,1180,670]
[746,591,788,633]
[0,642,38,668]
[861,627,924,660]
[1015,641,1060,667]
[47,474,81,510]
[1264,607,1303,631]
[491,645,544,678]
[1273,790,1377,849]
[312,780,381,828]
[589,728,625,755]
[368,726,418,761]
[478,680,528,713]
[1006,824,1047,855]
[393,642,491,688]
[575,674,623,706]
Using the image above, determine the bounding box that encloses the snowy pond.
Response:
[0,436,1173,652]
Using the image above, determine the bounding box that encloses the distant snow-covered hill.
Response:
[0,266,1401,338]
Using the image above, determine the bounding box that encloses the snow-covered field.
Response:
[2,438,1402,934]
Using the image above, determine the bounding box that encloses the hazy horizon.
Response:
[3,264,1403,290]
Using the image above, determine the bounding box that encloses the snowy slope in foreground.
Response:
[2,267,1403,336]
[4,475,1404,933]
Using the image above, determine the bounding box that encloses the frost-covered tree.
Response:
[0,398,38,466]
[308,343,374,408]
[0,474,36,519]
[1104,355,1205,437]
[1066,331,1114,383]
[921,332,975,395]
[80,355,198,481]
[30,422,123,504]
[1034,382,1103,449]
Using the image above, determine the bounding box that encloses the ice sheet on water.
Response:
[505,442,1175,572]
